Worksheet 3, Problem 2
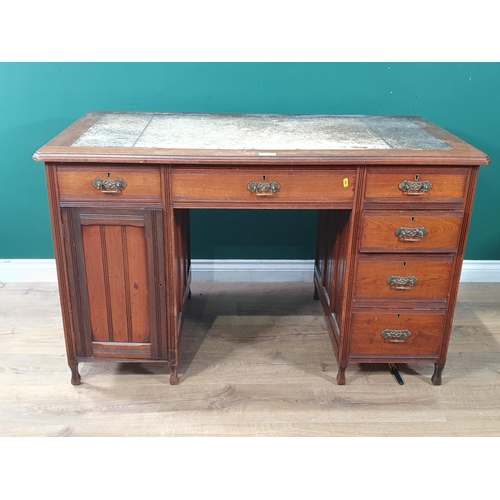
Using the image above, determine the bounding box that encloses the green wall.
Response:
[1,63,498,260]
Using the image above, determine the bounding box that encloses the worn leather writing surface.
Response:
[72,113,452,151]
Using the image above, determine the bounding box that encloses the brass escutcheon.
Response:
[92,178,127,193]
[247,180,281,196]
[395,226,429,241]
[399,180,433,195]
[386,275,419,289]
[381,329,412,342]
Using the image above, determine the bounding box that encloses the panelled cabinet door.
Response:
[62,208,166,361]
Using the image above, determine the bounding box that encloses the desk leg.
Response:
[313,284,319,300]
[169,363,179,385]
[70,362,81,386]
[431,363,444,385]
[337,365,347,385]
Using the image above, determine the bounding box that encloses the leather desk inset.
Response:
[33,112,490,386]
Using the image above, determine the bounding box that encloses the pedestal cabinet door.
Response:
[62,208,166,361]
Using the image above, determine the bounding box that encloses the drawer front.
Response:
[171,168,356,207]
[360,211,463,252]
[365,168,468,203]
[355,256,454,299]
[351,311,445,356]
[57,166,162,201]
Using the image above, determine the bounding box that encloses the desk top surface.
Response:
[34,112,490,166]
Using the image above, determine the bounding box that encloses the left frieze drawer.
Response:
[57,165,162,201]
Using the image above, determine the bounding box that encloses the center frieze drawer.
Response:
[360,210,463,252]
[171,168,356,206]
[350,311,446,356]
[354,255,454,300]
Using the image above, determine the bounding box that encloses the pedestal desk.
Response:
[33,112,490,386]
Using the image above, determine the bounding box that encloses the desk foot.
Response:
[70,363,81,385]
[337,366,346,385]
[188,288,192,299]
[431,364,444,385]
[169,365,179,385]
[313,286,319,300]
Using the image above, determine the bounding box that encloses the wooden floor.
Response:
[1,281,499,436]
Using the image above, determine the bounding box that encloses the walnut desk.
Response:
[33,112,490,386]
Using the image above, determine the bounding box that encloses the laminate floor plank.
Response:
[1,281,499,436]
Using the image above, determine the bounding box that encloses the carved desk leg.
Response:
[431,363,444,385]
[70,362,81,386]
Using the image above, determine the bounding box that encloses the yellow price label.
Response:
[343,178,349,188]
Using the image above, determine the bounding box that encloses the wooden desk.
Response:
[34,112,490,386]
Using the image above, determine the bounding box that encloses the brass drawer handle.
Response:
[395,226,428,241]
[399,180,433,195]
[387,275,418,289]
[381,329,412,342]
[247,181,281,196]
[92,177,127,193]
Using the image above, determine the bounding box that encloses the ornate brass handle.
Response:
[92,178,127,193]
[395,226,429,242]
[399,180,433,195]
[247,181,281,196]
[381,329,412,342]
[387,275,418,289]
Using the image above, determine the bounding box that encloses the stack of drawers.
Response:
[345,167,470,383]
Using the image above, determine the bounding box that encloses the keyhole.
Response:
[411,216,415,223]
[262,175,266,181]
[397,313,401,319]
[107,172,111,178]
[403,261,407,267]
[415,174,419,181]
